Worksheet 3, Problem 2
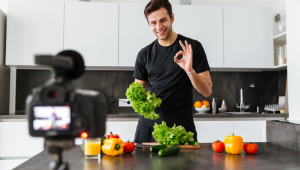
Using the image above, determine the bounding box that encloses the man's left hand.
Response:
[174,40,193,73]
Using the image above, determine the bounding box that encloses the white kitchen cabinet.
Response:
[194,121,233,143]
[174,5,224,68]
[6,0,64,66]
[172,5,194,39]
[223,7,274,68]
[162,5,223,67]
[192,6,223,68]
[119,3,156,67]
[64,2,118,67]
[0,159,28,170]
[105,121,138,141]
[0,122,44,157]
[233,121,266,142]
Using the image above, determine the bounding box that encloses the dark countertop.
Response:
[0,115,27,119]
[0,112,288,121]
[14,143,300,170]
[107,112,288,118]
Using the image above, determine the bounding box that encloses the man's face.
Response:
[147,7,174,40]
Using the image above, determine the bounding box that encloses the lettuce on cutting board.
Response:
[152,121,195,146]
[126,82,162,120]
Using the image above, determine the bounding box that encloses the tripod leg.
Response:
[57,162,69,170]
[49,148,64,170]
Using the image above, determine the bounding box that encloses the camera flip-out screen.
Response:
[33,106,71,131]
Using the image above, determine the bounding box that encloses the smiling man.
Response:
[133,0,212,143]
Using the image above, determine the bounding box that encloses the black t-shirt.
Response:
[133,34,210,127]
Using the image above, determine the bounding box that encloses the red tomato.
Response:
[123,141,135,153]
[212,140,225,153]
[244,143,258,154]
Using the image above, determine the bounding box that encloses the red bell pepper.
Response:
[123,140,135,153]
[105,131,119,139]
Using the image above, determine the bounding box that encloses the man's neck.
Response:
[158,31,178,47]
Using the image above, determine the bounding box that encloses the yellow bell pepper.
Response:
[224,133,243,154]
[102,138,124,156]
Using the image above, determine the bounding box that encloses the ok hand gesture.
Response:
[174,40,193,73]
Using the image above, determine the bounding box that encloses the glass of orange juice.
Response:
[84,138,101,159]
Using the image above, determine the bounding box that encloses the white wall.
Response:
[286,0,300,120]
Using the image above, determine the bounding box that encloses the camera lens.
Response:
[48,91,58,99]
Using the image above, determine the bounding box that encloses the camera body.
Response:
[26,50,106,139]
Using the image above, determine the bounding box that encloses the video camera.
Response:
[25,50,107,170]
[26,50,106,138]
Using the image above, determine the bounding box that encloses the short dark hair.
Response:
[144,0,173,22]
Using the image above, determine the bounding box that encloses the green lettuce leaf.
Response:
[126,82,161,120]
[152,121,195,146]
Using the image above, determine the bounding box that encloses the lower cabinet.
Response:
[194,121,234,143]
[233,121,266,142]
[0,121,139,157]
[103,121,266,143]
[195,121,266,143]
[0,159,28,170]
[0,120,266,157]
[105,121,138,142]
[0,122,44,157]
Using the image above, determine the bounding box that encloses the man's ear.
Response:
[171,13,174,23]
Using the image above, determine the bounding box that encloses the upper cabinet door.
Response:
[224,7,274,68]
[64,2,118,67]
[167,5,224,68]
[192,6,223,68]
[119,3,156,67]
[6,0,64,66]
[172,5,194,39]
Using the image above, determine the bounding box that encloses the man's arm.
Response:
[174,40,212,98]
[186,70,212,98]
[135,79,147,89]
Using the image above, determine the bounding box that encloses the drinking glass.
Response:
[84,138,101,159]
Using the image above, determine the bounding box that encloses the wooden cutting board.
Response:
[142,142,200,150]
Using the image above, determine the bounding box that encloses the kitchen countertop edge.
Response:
[0,113,288,122]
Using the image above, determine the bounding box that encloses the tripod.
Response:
[45,138,74,170]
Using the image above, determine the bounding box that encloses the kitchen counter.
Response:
[0,112,288,122]
[107,112,288,121]
[14,143,300,170]
[267,120,300,151]
[0,115,28,122]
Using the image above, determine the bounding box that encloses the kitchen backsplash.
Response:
[15,70,287,114]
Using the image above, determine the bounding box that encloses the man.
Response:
[133,0,212,143]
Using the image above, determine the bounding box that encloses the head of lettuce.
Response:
[126,82,162,120]
[152,121,195,146]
